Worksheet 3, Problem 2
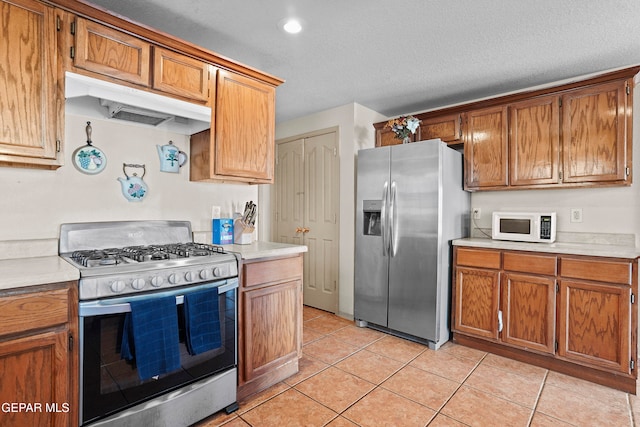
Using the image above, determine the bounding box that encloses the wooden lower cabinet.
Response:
[238,254,303,400]
[0,282,78,426]
[452,246,637,393]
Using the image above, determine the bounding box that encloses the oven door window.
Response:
[80,288,236,425]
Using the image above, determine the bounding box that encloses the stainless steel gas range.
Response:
[59,220,239,427]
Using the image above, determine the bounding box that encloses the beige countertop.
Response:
[0,256,80,291]
[453,238,640,259]
[222,241,307,260]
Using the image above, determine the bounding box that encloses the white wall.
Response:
[268,103,386,318]
[470,79,640,246]
[0,114,257,242]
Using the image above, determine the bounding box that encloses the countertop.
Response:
[453,237,640,259]
[223,241,307,260]
[0,256,80,291]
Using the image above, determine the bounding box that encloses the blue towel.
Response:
[121,295,181,381]
[184,288,221,355]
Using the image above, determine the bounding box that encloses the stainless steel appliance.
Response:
[59,221,239,427]
[492,211,557,242]
[354,139,470,350]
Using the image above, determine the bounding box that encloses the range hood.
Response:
[65,72,211,135]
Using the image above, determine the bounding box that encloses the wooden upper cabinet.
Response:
[215,70,274,181]
[509,95,560,186]
[464,105,508,189]
[561,80,629,184]
[74,17,151,86]
[0,0,60,169]
[418,113,462,145]
[152,46,210,102]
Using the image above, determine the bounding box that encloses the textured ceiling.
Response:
[87,0,640,123]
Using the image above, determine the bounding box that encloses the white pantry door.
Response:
[274,130,339,313]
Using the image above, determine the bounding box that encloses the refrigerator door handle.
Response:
[390,181,398,257]
[381,181,389,256]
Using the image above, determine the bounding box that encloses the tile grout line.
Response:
[526,369,549,427]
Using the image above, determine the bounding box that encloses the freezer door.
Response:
[354,146,390,326]
[388,141,440,340]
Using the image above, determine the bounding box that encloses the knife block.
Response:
[233,219,254,245]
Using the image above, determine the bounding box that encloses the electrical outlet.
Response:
[473,208,481,220]
[570,208,583,223]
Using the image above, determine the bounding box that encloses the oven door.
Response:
[78,279,237,426]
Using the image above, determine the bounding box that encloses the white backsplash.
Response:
[0,114,258,244]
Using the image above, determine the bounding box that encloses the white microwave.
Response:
[491,212,557,243]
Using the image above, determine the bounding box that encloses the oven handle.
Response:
[79,278,238,317]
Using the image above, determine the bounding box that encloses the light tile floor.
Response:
[196,306,640,427]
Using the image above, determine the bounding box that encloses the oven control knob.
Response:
[199,269,212,280]
[110,280,126,293]
[213,267,223,277]
[184,271,194,282]
[151,276,164,287]
[168,273,180,284]
[131,278,146,290]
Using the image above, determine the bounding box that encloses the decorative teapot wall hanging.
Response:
[118,163,148,202]
[156,140,187,173]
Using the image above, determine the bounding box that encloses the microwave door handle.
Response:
[381,181,389,256]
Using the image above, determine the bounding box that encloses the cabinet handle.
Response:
[68,334,74,351]
[302,227,310,233]
[295,227,303,233]
[497,310,503,333]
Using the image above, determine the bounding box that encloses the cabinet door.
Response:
[557,279,631,374]
[418,113,462,145]
[509,95,560,186]
[464,105,508,189]
[0,0,59,166]
[74,17,151,86]
[241,279,301,381]
[453,267,500,340]
[0,330,70,427]
[561,80,629,184]
[376,127,405,147]
[152,47,210,102]
[215,70,275,181]
[501,272,556,354]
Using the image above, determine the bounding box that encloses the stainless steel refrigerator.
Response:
[354,139,470,349]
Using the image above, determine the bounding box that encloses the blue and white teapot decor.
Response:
[156,140,187,173]
[117,163,148,202]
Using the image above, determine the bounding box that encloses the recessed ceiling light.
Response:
[281,18,303,34]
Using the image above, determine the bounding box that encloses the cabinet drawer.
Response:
[560,257,632,285]
[243,255,303,288]
[0,288,70,337]
[456,248,501,269]
[503,252,557,276]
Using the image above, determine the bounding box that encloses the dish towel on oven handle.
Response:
[183,287,222,355]
[121,295,181,381]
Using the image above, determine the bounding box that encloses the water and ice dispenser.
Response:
[362,200,382,236]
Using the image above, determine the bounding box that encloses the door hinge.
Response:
[56,140,61,153]
[555,341,558,352]
[333,147,337,157]
[559,98,562,108]
[56,16,61,31]
[70,20,76,35]
[70,46,75,59]
[68,334,74,351]
[626,83,630,95]
[334,213,337,224]
[558,170,563,181]
[631,359,635,371]
[631,293,635,304]
[625,166,630,178]
[556,283,559,293]
[459,116,463,138]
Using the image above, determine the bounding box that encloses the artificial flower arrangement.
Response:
[385,115,421,141]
